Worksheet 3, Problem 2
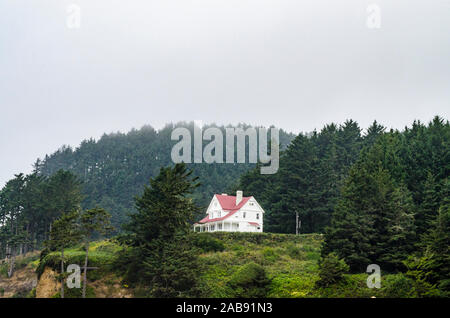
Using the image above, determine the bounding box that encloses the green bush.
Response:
[286,243,304,260]
[268,274,316,297]
[315,253,349,288]
[52,285,96,298]
[228,262,271,297]
[36,249,115,279]
[262,247,279,263]
[381,274,415,298]
[0,263,8,278]
[206,231,322,246]
[15,254,40,270]
[193,234,225,253]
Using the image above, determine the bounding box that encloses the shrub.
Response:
[286,243,304,260]
[52,285,96,298]
[193,234,225,253]
[268,274,316,297]
[315,253,349,288]
[228,262,271,297]
[261,247,279,263]
[382,274,415,298]
[36,249,115,279]
[15,254,40,270]
[0,263,8,278]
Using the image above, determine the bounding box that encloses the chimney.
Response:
[236,190,243,205]
[221,193,227,196]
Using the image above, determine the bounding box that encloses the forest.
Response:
[238,116,449,296]
[0,116,448,297]
[33,122,294,227]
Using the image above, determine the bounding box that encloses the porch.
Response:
[193,221,240,232]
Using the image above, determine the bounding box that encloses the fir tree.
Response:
[45,210,82,298]
[79,207,112,298]
[118,163,201,297]
[323,142,416,272]
[415,172,440,237]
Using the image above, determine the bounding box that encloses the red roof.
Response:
[248,222,260,226]
[196,194,251,224]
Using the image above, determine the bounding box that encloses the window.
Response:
[249,202,254,206]
[256,213,259,220]
[243,212,246,218]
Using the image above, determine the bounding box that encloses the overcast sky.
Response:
[0,0,449,186]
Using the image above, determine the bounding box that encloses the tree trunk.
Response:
[7,247,15,278]
[61,248,65,298]
[82,241,89,298]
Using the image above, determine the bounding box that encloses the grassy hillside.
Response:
[196,233,415,298]
[197,232,322,297]
[25,232,419,298]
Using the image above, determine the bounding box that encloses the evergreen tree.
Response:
[415,172,440,237]
[316,253,349,288]
[323,142,416,272]
[79,207,112,298]
[267,134,318,233]
[118,163,201,297]
[44,170,83,237]
[406,179,450,297]
[364,120,386,148]
[45,210,81,298]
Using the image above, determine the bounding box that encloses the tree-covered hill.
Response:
[236,116,449,295]
[237,116,449,238]
[33,122,295,229]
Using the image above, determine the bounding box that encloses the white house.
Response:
[194,191,264,233]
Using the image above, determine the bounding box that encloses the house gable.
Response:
[240,197,265,214]
[205,195,222,216]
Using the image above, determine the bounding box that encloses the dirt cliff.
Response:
[36,267,59,298]
[0,265,37,298]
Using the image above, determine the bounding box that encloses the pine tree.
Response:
[268,134,318,233]
[79,207,112,298]
[118,163,201,297]
[406,179,450,297]
[45,210,81,298]
[364,120,386,148]
[323,142,416,272]
[415,172,440,237]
